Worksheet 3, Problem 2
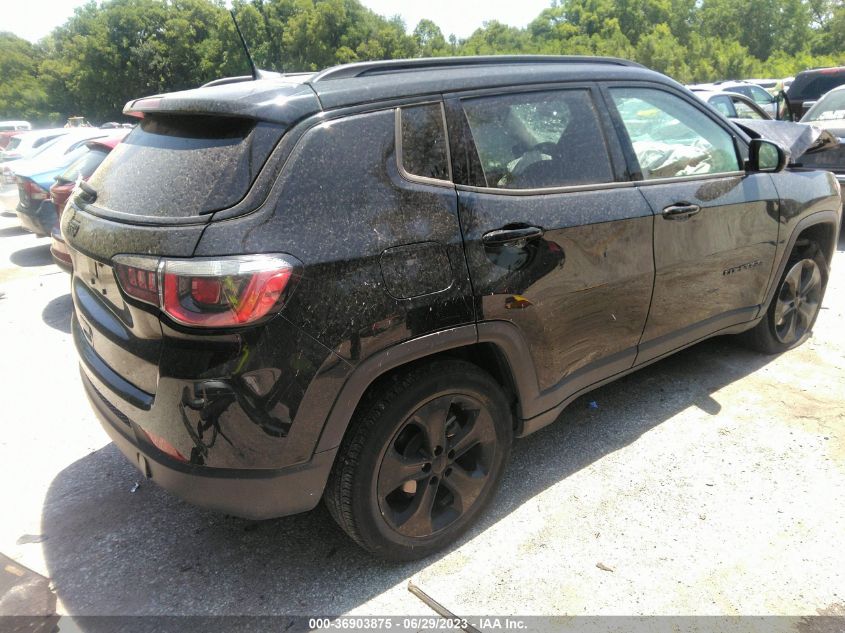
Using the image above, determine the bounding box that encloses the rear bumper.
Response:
[50,227,73,273]
[82,369,337,520]
[17,200,57,237]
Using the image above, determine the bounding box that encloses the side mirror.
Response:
[747,139,788,173]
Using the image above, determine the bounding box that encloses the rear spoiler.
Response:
[122,76,321,126]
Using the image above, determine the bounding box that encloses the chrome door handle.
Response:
[482,225,545,246]
[662,203,701,219]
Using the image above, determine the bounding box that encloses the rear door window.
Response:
[460,89,614,189]
[398,104,451,182]
[88,115,283,218]
[610,87,740,179]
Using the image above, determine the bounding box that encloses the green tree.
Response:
[413,19,449,57]
[0,32,48,121]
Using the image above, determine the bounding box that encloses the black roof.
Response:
[124,55,672,123]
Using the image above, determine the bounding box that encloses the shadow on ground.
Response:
[39,336,776,622]
[10,244,51,268]
[0,226,29,238]
[1,211,16,219]
[41,294,72,334]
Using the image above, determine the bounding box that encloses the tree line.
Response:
[1,0,844,124]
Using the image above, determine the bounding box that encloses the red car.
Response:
[0,130,24,150]
[50,137,123,272]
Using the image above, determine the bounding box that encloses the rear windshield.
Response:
[58,149,108,183]
[88,115,283,218]
[789,71,845,101]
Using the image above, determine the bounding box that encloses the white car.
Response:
[2,129,115,184]
[694,90,772,120]
[0,121,32,132]
[689,80,778,117]
[0,128,69,163]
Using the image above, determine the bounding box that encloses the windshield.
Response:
[803,90,845,123]
[58,148,109,183]
[6,137,22,151]
[746,85,774,105]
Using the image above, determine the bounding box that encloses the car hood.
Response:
[736,120,840,161]
[802,118,845,138]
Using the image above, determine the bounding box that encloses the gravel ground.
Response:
[0,183,843,628]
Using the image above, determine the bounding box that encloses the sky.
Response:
[3,0,552,43]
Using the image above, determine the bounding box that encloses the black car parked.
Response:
[786,66,845,118]
[63,56,842,560]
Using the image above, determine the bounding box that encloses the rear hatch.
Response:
[64,77,321,398]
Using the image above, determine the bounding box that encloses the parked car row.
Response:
[689,80,780,117]
[0,120,33,151]
[49,136,125,271]
[689,68,845,123]
[686,68,845,187]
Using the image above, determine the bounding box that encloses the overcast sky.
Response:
[4,0,552,43]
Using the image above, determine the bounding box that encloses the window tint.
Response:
[803,89,845,122]
[90,115,281,218]
[399,104,450,182]
[610,88,740,180]
[461,89,614,189]
[746,85,774,105]
[790,73,845,100]
[710,96,735,118]
[58,149,109,183]
[732,98,764,119]
[734,85,772,105]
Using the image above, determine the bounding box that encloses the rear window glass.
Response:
[790,72,845,100]
[58,149,108,183]
[88,115,282,217]
[399,104,450,182]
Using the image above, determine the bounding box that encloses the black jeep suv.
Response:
[64,56,842,560]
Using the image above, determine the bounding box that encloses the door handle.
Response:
[662,203,701,219]
[482,225,545,246]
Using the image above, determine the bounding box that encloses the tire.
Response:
[743,243,828,354]
[324,359,513,561]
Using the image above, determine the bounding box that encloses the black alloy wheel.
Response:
[377,394,497,538]
[742,245,828,355]
[773,258,823,345]
[324,360,512,560]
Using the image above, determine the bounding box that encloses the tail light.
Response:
[112,254,299,328]
[17,177,48,202]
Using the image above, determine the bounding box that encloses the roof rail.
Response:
[309,55,643,82]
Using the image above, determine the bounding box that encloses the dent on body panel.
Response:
[461,187,654,391]
[154,315,350,469]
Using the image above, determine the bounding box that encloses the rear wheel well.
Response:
[351,343,520,431]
